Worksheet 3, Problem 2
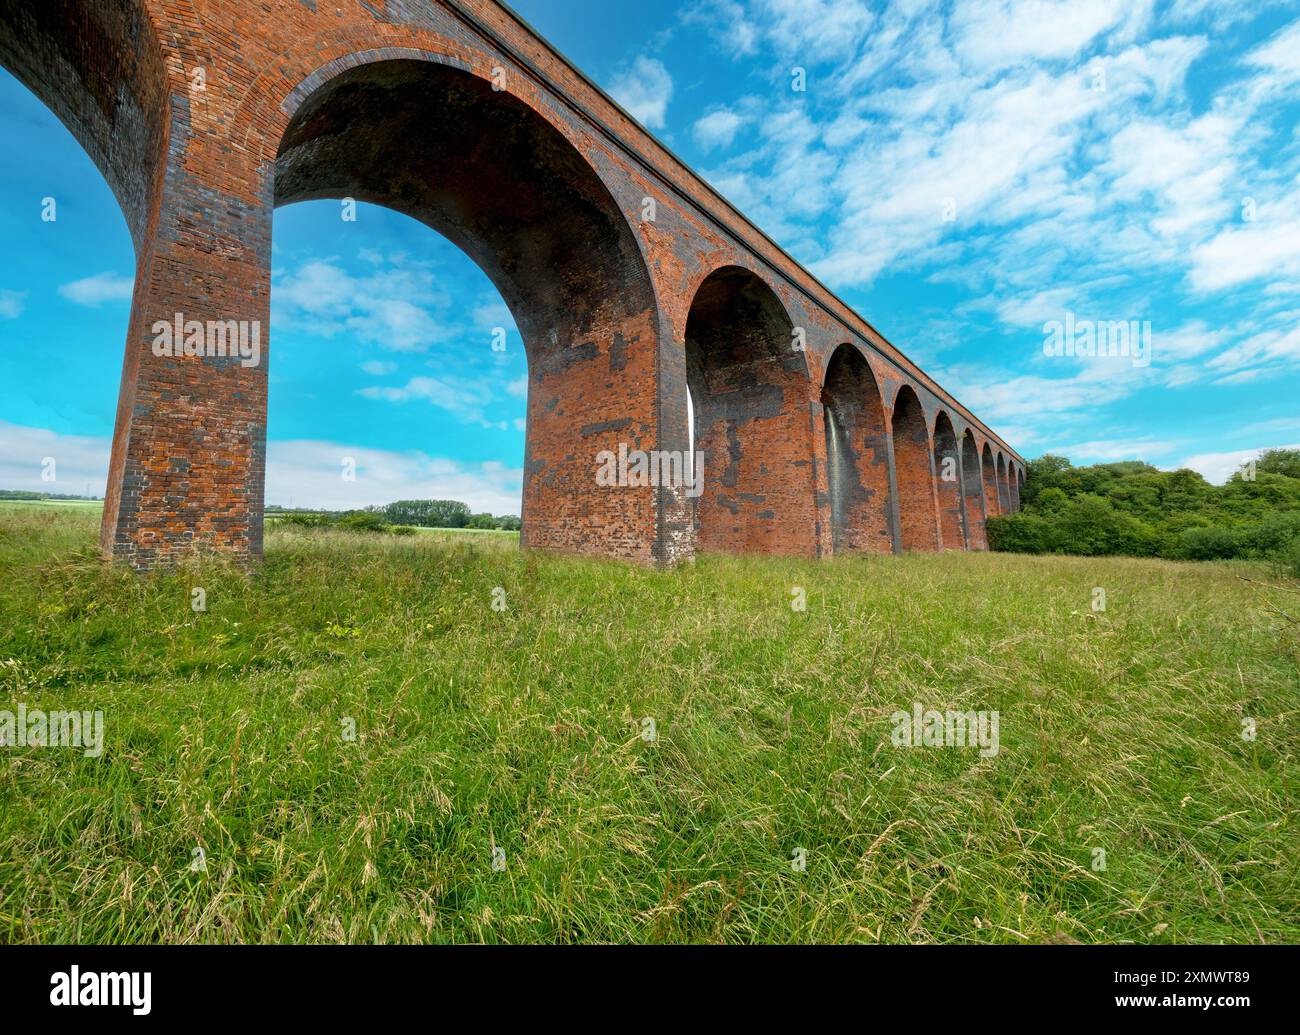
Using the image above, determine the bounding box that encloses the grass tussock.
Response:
[0,504,1297,944]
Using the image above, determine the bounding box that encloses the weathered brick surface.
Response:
[685,266,818,556]
[996,453,1012,515]
[932,411,965,550]
[889,385,940,553]
[1,0,1022,568]
[960,431,988,550]
[821,344,893,554]
[981,443,1002,521]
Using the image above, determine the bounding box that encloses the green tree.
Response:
[1255,448,1300,481]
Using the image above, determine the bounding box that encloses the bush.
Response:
[985,513,1053,554]
[1244,512,1300,557]
[278,512,333,529]
[1051,495,1158,556]
[1176,525,1246,561]
[467,513,499,530]
[1272,536,1300,580]
[338,511,393,534]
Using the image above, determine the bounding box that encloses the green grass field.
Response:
[1,504,1296,944]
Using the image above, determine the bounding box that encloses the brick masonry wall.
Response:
[821,344,894,555]
[961,433,989,550]
[932,412,966,551]
[1,0,1023,569]
[889,386,941,553]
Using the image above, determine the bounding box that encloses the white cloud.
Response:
[1206,322,1300,377]
[266,439,522,514]
[609,56,674,129]
[0,421,109,494]
[1170,441,1300,484]
[358,375,512,430]
[273,258,452,352]
[753,0,875,63]
[361,361,397,376]
[693,108,745,150]
[506,375,529,399]
[950,0,1134,72]
[1190,209,1300,292]
[58,272,134,306]
[1244,17,1300,85]
[683,0,760,57]
[0,289,25,318]
[1044,436,1181,462]
[0,420,523,514]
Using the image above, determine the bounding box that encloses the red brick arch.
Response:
[684,265,817,555]
[821,344,893,554]
[960,430,988,549]
[981,441,1001,519]
[274,54,662,561]
[889,384,940,552]
[932,410,965,550]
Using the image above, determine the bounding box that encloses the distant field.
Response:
[0,498,103,510]
[1,504,1296,944]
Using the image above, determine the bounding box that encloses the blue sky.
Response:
[3,0,1299,511]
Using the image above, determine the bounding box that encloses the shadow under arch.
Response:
[932,410,965,550]
[274,56,661,559]
[684,265,816,555]
[981,442,1000,519]
[960,430,987,550]
[890,384,939,552]
[821,343,893,554]
[996,453,1011,514]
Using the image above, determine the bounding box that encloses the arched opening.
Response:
[996,453,1011,513]
[0,1,168,555]
[275,58,660,561]
[267,201,527,523]
[0,66,135,506]
[961,430,987,550]
[0,0,166,249]
[889,384,939,552]
[932,411,965,550]
[684,266,815,555]
[981,442,1001,519]
[1016,466,1025,511]
[1009,463,1022,512]
[821,344,893,554]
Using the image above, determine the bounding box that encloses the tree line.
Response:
[268,499,521,534]
[986,449,1300,576]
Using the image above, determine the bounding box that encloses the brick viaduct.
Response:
[1,0,1024,569]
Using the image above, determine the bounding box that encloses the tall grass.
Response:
[1,506,1296,943]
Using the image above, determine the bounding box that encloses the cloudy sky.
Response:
[2,0,1298,509]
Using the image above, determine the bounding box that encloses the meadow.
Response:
[1,502,1296,943]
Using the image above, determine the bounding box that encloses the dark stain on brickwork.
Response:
[933,411,966,550]
[822,344,894,555]
[891,385,940,553]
